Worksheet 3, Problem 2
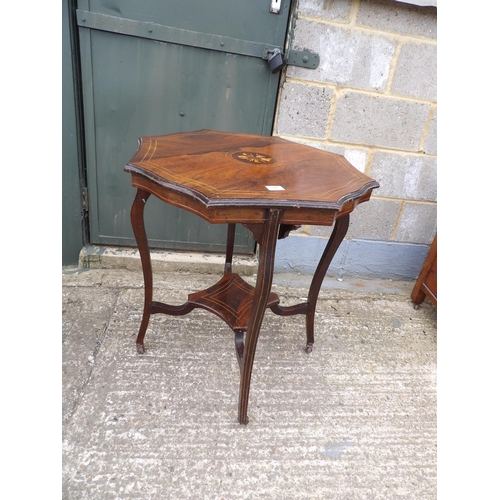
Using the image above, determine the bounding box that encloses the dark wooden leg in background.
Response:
[130,188,152,354]
[305,214,350,353]
[225,223,236,274]
[238,209,281,425]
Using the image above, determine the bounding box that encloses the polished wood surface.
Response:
[125,130,379,424]
[188,273,280,331]
[125,129,379,224]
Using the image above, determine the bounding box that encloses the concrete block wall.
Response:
[273,0,437,280]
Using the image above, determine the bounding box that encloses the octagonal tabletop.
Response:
[125,129,379,225]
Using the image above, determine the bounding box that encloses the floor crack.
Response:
[63,287,121,426]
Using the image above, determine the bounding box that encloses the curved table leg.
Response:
[130,188,152,354]
[238,209,281,425]
[305,214,350,353]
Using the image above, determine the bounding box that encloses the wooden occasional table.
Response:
[124,129,379,424]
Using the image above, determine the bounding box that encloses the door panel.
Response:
[78,0,291,252]
[87,0,288,44]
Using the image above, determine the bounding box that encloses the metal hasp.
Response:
[264,47,319,72]
[270,0,282,14]
[286,49,319,70]
[264,48,319,72]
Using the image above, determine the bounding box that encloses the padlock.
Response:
[267,49,285,74]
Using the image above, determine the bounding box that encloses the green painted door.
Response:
[77,0,292,253]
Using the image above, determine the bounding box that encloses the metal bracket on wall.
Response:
[286,49,319,70]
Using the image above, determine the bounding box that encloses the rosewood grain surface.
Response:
[124,129,379,424]
[124,129,379,223]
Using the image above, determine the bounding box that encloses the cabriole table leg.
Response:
[130,188,153,354]
[305,214,350,353]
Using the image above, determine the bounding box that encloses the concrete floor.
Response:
[62,268,437,499]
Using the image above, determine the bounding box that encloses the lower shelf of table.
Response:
[151,272,280,332]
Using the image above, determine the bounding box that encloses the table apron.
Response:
[130,173,369,226]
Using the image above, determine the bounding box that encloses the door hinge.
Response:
[77,10,282,60]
